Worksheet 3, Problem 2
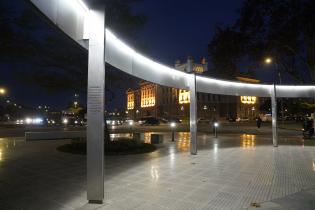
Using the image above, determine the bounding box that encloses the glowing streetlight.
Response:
[129,120,134,137]
[214,122,219,138]
[0,88,6,95]
[170,122,176,142]
[264,57,272,64]
[264,56,284,125]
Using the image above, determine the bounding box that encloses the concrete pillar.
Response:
[271,84,278,147]
[189,73,197,155]
[87,8,105,203]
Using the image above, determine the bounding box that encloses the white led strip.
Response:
[29,0,315,98]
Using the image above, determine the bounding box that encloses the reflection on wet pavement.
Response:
[110,131,314,152]
[0,137,23,162]
[0,133,315,210]
[176,132,190,152]
[241,134,256,150]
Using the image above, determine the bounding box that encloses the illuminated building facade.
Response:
[127,91,135,110]
[126,58,238,120]
[236,77,260,120]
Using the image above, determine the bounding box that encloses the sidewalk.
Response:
[0,133,314,210]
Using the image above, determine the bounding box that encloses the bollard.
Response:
[170,122,176,141]
[214,122,219,138]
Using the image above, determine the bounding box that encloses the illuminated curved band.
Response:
[29,0,315,98]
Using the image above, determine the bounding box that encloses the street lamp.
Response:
[170,122,176,142]
[0,88,6,95]
[264,57,272,64]
[264,56,284,125]
[214,122,219,138]
[128,120,134,137]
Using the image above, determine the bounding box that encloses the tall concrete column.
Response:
[271,84,278,147]
[189,73,197,155]
[87,8,105,203]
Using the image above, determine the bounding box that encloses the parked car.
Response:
[227,117,236,122]
[198,118,210,124]
[236,118,249,122]
[261,114,272,122]
[165,117,182,124]
[143,117,160,126]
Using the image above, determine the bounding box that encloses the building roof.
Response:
[236,76,260,84]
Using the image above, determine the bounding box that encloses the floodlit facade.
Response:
[236,77,260,120]
[126,58,238,121]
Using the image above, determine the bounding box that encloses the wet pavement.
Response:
[0,133,315,209]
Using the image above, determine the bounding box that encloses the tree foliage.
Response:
[209,0,315,83]
[208,27,247,79]
[0,0,146,93]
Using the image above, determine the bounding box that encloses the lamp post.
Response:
[0,88,6,95]
[170,122,176,142]
[129,120,134,137]
[214,122,219,138]
[264,57,284,125]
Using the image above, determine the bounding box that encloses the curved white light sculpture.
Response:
[29,0,315,98]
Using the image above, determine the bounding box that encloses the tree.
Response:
[208,26,247,79]
[0,0,146,145]
[208,0,315,84]
[0,0,146,93]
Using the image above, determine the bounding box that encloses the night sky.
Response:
[132,0,243,65]
[2,0,246,111]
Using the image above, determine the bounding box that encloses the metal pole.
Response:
[189,73,197,155]
[87,8,105,203]
[172,130,175,142]
[276,64,284,126]
[214,127,217,138]
[271,84,278,147]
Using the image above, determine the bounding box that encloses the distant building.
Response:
[126,58,260,121]
[236,76,260,120]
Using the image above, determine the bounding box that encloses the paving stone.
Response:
[0,134,315,210]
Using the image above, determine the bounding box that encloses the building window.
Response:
[141,84,156,108]
[178,89,190,104]
[241,96,257,104]
[127,92,135,110]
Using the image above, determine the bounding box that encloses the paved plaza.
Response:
[0,132,315,210]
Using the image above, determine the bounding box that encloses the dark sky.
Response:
[2,0,244,111]
[132,0,243,65]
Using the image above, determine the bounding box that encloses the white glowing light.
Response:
[63,119,68,124]
[129,121,134,126]
[25,118,32,124]
[75,0,89,13]
[170,122,176,128]
[214,122,219,127]
[33,118,43,124]
[30,0,315,99]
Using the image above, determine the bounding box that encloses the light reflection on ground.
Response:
[0,137,23,162]
[241,134,256,150]
[176,132,190,152]
[0,133,315,209]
